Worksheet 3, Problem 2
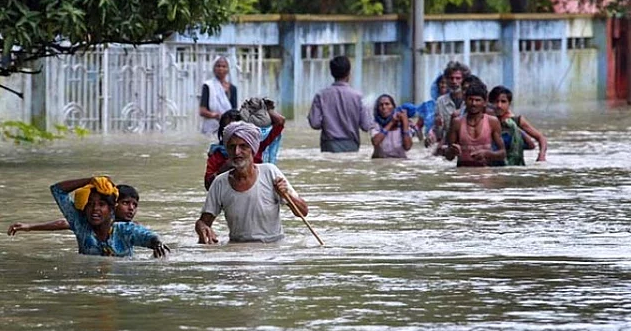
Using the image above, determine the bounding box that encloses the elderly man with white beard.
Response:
[195,121,309,244]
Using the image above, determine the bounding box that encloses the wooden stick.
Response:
[282,191,325,246]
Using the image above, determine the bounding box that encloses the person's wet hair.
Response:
[488,85,513,104]
[330,56,351,80]
[463,75,484,89]
[465,82,488,100]
[90,189,117,210]
[116,184,139,202]
[443,61,471,79]
[218,110,242,142]
[373,94,397,116]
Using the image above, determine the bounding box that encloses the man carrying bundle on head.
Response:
[196,121,308,244]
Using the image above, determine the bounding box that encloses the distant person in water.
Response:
[196,121,308,244]
[434,61,471,148]
[199,56,237,137]
[7,185,140,235]
[308,55,372,152]
[488,85,547,164]
[370,94,413,158]
[49,176,169,257]
[398,74,449,148]
[444,83,506,167]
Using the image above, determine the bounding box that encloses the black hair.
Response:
[443,61,471,79]
[89,188,117,210]
[329,56,351,80]
[373,94,397,116]
[116,184,139,202]
[488,85,513,104]
[218,109,242,142]
[463,74,484,87]
[464,82,488,100]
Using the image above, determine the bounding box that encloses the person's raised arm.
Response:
[7,219,70,236]
[400,112,413,151]
[308,94,323,129]
[518,116,547,161]
[195,213,218,244]
[371,117,398,147]
[55,177,93,193]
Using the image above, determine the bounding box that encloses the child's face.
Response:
[115,197,138,221]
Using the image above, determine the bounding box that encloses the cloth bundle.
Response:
[73,177,119,210]
[239,97,274,128]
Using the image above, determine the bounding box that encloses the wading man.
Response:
[196,121,308,244]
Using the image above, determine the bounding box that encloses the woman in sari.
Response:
[370,94,413,158]
[199,56,238,136]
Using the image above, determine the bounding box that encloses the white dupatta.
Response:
[201,58,234,136]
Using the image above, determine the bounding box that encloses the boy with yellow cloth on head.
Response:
[50,176,169,258]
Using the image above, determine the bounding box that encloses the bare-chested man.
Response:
[444,82,506,167]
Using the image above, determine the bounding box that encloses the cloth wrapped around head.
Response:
[222,121,261,154]
[239,97,273,127]
[73,177,119,211]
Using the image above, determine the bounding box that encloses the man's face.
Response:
[226,136,253,169]
[466,95,486,115]
[447,70,464,90]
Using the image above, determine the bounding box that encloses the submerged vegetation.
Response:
[0,121,89,145]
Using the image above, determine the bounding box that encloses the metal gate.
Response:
[46,44,265,133]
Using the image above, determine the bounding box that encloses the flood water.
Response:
[1,101,631,330]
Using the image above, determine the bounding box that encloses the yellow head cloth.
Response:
[72,177,119,211]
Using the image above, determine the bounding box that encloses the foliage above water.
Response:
[0,121,89,145]
[233,0,629,15]
[0,0,232,79]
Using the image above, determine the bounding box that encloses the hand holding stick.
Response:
[281,191,325,246]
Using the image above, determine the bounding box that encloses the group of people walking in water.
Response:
[308,56,547,166]
[5,55,548,259]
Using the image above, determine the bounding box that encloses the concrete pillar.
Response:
[592,17,608,100]
[353,26,364,92]
[30,59,47,130]
[412,0,425,104]
[279,19,300,120]
[500,20,519,93]
[399,18,414,103]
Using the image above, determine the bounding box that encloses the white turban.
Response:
[222,121,261,154]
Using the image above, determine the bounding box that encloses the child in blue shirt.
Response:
[49,176,169,258]
[7,184,141,235]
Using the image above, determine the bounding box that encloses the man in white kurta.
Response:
[202,163,297,242]
[195,121,308,244]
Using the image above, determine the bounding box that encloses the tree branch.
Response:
[0,84,24,99]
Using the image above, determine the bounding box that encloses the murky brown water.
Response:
[2,101,631,330]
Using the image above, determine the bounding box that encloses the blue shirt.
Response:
[50,184,158,257]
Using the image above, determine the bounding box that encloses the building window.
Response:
[424,41,465,55]
[470,40,500,53]
[519,39,562,52]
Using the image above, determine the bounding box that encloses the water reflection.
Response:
[1,102,631,330]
